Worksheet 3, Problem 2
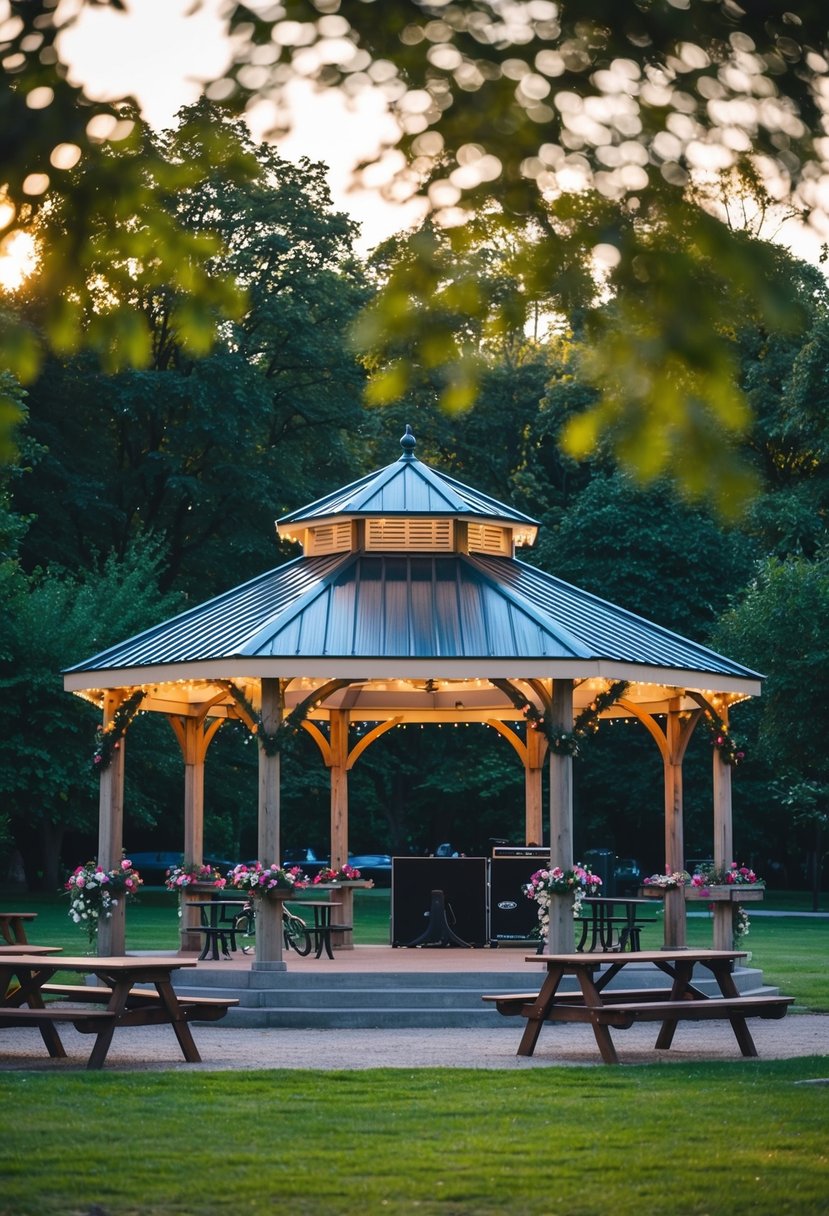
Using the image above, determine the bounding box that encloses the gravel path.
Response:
[1,1013,827,1072]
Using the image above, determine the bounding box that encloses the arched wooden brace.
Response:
[301,714,403,948]
[166,695,226,952]
[484,719,547,846]
[617,697,701,947]
[96,689,130,956]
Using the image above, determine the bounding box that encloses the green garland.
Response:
[225,684,311,755]
[91,691,145,773]
[522,681,630,758]
[703,710,746,767]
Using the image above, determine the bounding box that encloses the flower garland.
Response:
[703,710,746,767]
[520,681,630,757]
[64,858,142,943]
[733,905,751,946]
[225,684,311,756]
[523,864,603,935]
[91,690,145,773]
[226,862,309,895]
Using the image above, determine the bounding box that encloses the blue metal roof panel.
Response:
[470,554,761,678]
[63,554,347,672]
[278,455,539,527]
[65,551,759,678]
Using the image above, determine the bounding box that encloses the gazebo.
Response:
[63,426,761,967]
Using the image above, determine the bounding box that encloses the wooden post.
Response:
[254,677,286,971]
[547,679,574,952]
[663,701,687,949]
[96,691,126,956]
[712,704,734,952]
[180,716,205,953]
[525,725,544,846]
[329,709,354,948]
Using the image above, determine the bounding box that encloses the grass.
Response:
[0,887,826,1214]
[0,1061,827,1215]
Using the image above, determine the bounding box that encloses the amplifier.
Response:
[391,857,488,947]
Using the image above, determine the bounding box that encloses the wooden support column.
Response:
[664,700,687,949]
[96,691,127,957]
[329,709,353,948]
[167,712,224,953]
[254,677,286,971]
[712,703,735,952]
[525,725,545,846]
[547,679,574,953]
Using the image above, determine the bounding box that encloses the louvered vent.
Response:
[468,523,510,556]
[306,521,352,555]
[366,518,453,551]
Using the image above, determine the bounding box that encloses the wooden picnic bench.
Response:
[0,954,237,1069]
[483,949,793,1064]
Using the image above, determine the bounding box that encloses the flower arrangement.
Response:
[65,859,142,943]
[524,863,603,934]
[313,864,363,884]
[226,862,308,895]
[164,864,227,892]
[643,870,691,890]
[690,862,764,888]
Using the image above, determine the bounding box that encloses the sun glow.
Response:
[0,230,37,292]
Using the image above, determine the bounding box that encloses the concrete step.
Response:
[174,963,780,1029]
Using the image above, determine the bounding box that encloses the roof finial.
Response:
[400,424,416,459]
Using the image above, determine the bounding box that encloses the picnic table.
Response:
[484,949,794,1064]
[0,912,38,945]
[0,954,237,1069]
[577,896,658,952]
[188,900,248,960]
[286,900,347,959]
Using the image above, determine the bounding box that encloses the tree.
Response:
[10,104,371,596]
[0,538,184,888]
[711,554,829,899]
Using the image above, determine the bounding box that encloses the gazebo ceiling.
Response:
[63,428,761,721]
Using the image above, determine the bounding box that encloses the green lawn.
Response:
[0,1061,827,1215]
[0,887,827,1214]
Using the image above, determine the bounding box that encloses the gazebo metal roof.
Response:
[64,426,761,718]
[277,423,540,531]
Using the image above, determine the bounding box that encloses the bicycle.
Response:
[232,901,312,956]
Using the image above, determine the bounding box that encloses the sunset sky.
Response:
[55,0,425,250]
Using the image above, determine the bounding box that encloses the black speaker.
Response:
[391,857,488,946]
[489,857,544,943]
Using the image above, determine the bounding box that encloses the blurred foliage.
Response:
[4,2,829,508]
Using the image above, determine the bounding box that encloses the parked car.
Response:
[126,852,238,885]
[125,851,183,885]
[613,857,641,895]
[347,853,393,887]
[280,848,329,879]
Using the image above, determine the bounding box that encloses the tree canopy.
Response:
[3,1,829,507]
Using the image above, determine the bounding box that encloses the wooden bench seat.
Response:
[483,988,677,1015]
[42,982,238,1015]
[579,995,794,1028]
[0,1006,115,1028]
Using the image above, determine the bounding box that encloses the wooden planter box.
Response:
[684,884,765,903]
[638,887,669,898]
